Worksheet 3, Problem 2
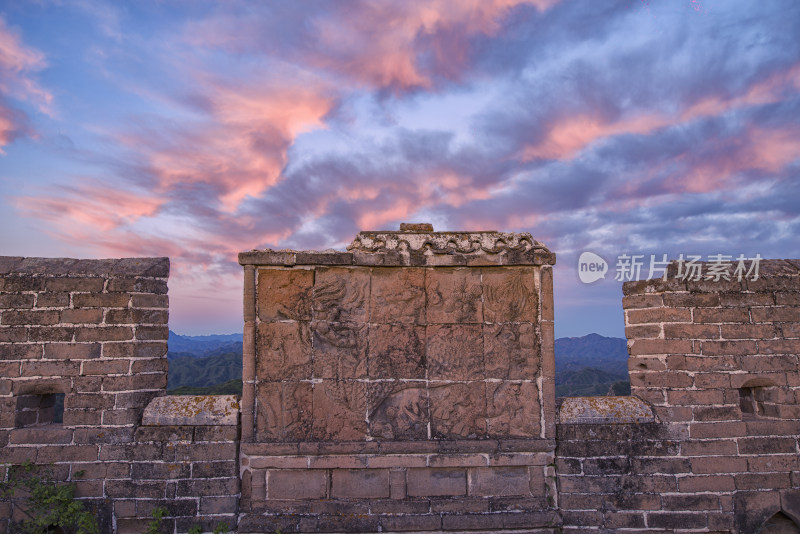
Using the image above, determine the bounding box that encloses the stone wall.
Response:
[556,260,800,532]
[2,250,800,533]
[237,226,559,532]
[0,257,240,534]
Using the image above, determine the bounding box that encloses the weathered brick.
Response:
[647,511,708,528]
[35,292,70,307]
[75,326,133,342]
[106,479,166,499]
[738,437,797,455]
[331,469,390,498]
[81,359,130,375]
[627,308,691,324]
[721,323,777,339]
[469,467,531,496]
[663,323,720,339]
[701,340,758,355]
[663,292,721,307]
[191,461,237,479]
[0,344,41,359]
[130,358,168,373]
[44,342,101,359]
[2,310,59,325]
[131,462,191,480]
[0,294,34,308]
[691,456,748,474]
[694,307,750,323]
[678,474,735,492]
[73,293,131,308]
[622,294,664,308]
[692,405,740,421]
[21,360,80,377]
[681,439,737,456]
[60,309,103,324]
[135,326,168,340]
[130,294,169,308]
[28,326,74,342]
[45,277,105,292]
[0,326,28,342]
[734,472,791,490]
[628,339,693,356]
[719,292,775,307]
[176,442,237,462]
[667,389,725,406]
[36,445,99,463]
[625,324,662,339]
[747,454,799,472]
[103,342,166,358]
[751,306,800,322]
[267,469,327,499]
[407,468,467,497]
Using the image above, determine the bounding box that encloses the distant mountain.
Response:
[167,352,242,390]
[554,333,630,398]
[168,330,242,359]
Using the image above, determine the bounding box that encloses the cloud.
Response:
[0,16,52,152]
[184,1,561,94]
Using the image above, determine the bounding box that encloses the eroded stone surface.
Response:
[142,395,239,426]
[427,324,484,380]
[430,382,487,439]
[256,322,312,380]
[256,382,312,441]
[368,382,428,440]
[425,268,482,324]
[257,269,313,321]
[558,395,655,424]
[483,267,537,323]
[368,324,425,379]
[312,267,369,323]
[312,381,367,440]
[486,382,539,437]
[484,323,538,379]
[312,322,368,379]
[370,268,425,324]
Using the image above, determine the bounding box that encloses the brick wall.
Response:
[0,257,241,534]
[557,260,800,532]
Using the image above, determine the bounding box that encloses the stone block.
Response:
[368,324,425,379]
[407,467,466,497]
[484,323,538,379]
[425,268,482,323]
[370,268,425,324]
[255,381,312,441]
[430,382,487,439]
[486,381,539,437]
[256,322,311,380]
[368,382,428,440]
[312,267,369,323]
[257,268,313,321]
[141,395,240,426]
[267,469,327,499]
[311,380,367,441]
[482,267,537,323]
[469,466,531,496]
[311,321,367,379]
[427,324,483,380]
[331,469,390,498]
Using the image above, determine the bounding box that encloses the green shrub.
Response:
[0,461,99,534]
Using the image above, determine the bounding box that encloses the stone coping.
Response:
[240,225,555,267]
[142,395,240,426]
[0,256,169,277]
[241,438,556,456]
[557,396,655,424]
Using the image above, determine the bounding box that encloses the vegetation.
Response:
[0,462,99,534]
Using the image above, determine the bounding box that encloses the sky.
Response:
[1,0,798,338]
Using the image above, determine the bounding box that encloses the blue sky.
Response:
[1,0,798,337]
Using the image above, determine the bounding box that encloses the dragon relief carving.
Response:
[312,274,368,322]
[484,271,534,321]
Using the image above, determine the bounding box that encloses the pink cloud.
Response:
[15,183,165,231]
[186,1,560,93]
[519,61,800,164]
[0,16,52,152]
[120,78,335,213]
